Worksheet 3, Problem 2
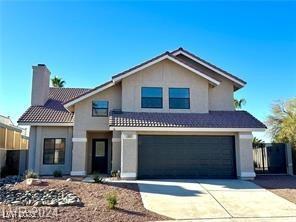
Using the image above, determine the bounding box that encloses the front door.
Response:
[92,139,108,174]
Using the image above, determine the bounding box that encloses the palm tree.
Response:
[252,137,265,148]
[234,98,246,110]
[51,76,66,88]
[266,98,296,148]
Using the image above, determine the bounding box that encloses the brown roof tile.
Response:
[18,88,90,124]
[109,111,266,129]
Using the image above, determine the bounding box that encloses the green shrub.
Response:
[106,192,117,209]
[24,170,38,179]
[111,170,120,178]
[53,170,62,177]
[93,175,104,183]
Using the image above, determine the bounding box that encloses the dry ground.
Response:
[0,178,168,222]
[254,175,296,204]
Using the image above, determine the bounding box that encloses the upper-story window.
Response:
[92,100,109,117]
[141,87,163,108]
[169,88,190,109]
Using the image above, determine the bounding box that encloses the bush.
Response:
[53,170,62,177]
[93,175,104,183]
[111,170,120,178]
[106,192,117,209]
[24,170,38,179]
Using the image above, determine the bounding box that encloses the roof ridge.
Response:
[49,87,91,90]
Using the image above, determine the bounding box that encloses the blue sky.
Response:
[0,1,295,141]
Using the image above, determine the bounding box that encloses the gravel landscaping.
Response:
[0,178,168,221]
[0,186,81,207]
[254,175,296,204]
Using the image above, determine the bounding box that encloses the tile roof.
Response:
[109,111,266,129]
[18,88,90,124]
[49,87,90,103]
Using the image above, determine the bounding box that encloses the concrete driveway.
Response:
[138,179,296,221]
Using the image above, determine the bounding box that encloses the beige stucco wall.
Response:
[73,83,122,137]
[237,132,255,179]
[121,131,138,179]
[28,126,73,175]
[209,79,234,111]
[177,54,235,111]
[112,131,121,171]
[71,140,87,175]
[121,59,209,113]
[71,84,121,175]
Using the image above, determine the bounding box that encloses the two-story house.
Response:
[18,48,266,180]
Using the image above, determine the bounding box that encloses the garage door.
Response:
[138,135,236,179]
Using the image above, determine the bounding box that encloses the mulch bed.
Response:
[0,179,168,221]
[254,175,296,204]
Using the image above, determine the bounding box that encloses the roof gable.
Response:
[171,48,246,88]
[112,52,221,86]
[64,51,224,107]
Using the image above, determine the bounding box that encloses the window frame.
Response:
[43,138,66,165]
[169,87,190,109]
[92,100,109,117]
[141,87,163,109]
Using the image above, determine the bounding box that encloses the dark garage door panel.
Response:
[138,135,236,179]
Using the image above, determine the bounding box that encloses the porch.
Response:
[71,130,121,176]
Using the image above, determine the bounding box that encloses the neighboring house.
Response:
[18,48,266,179]
[0,115,29,176]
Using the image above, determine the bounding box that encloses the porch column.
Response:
[237,132,256,180]
[112,131,121,172]
[71,131,87,176]
[121,131,137,179]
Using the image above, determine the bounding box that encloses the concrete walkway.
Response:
[138,179,296,220]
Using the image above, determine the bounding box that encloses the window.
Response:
[141,87,163,108]
[43,138,65,165]
[92,100,109,117]
[169,88,190,109]
[95,141,105,157]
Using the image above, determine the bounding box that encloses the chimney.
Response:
[31,64,50,106]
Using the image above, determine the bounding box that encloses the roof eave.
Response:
[17,122,74,126]
[109,126,266,132]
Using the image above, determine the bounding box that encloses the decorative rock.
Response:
[0,186,81,207]
[26,178,43,186]
[33,201,41,206]
[11,201,22,205]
